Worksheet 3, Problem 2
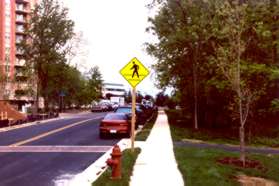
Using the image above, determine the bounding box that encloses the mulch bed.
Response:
[217,157,267,171]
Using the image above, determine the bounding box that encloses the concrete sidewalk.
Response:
[130,110,184,186]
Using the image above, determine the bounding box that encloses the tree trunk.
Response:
[239,126,245,166]
[44,95,49,112]
[237,22,246,166]
[34,80,39,115]
[193,51,198,130]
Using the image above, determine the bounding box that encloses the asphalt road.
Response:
[0,112,120,186]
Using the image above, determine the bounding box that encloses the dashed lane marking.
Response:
[9,117,103,147]
[0,146,112,153]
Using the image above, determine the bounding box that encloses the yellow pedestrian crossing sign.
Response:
[120,57,150,88]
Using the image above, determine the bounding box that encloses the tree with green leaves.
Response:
[147,0,215,129]
[210,0,252,166]
[147,0,279,165]
[86,66,103,103]
[20,0,75,112]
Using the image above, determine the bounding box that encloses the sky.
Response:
[61,0,161,97]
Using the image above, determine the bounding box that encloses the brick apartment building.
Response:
[0,0,37,110]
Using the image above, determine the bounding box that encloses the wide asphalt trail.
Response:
[0,112,120,186]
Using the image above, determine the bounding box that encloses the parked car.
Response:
[114,106,132,117]
[114,105,146,127]
[111,102,119,110]
[91,101,108,112]
[99,113,130,138]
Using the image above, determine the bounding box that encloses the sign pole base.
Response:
[131,87,136,152]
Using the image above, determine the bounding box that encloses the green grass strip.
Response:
[92,148,141,186]
[175,146,279,186]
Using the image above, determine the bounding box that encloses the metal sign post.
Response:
[131,87,136,151]
[120,57,150,152]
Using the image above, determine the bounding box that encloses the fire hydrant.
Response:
[106,145,122,179]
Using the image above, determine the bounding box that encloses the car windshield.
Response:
[115,107,131,113]
[104,114,127,120]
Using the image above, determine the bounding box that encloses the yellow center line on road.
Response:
[9,117,103,147]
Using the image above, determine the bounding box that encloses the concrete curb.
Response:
[68,139,145,186]
[55,114,153,186]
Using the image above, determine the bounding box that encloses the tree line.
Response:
[147,0,279,164]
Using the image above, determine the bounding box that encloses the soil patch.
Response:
[237,175,278,186]
[217,157,266,171]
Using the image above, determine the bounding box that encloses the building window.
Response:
[16,25,25,32]
[16,14,25,22]
[16,35,24,43]
[16,4,25,11]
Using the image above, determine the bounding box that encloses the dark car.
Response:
[114,106,132,115]
[99,113,130,138]
[114,105,146,127]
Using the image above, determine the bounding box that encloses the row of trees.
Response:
[147,0,279,165]
[18,0,103,111]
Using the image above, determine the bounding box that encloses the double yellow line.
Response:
[9,118,101,147]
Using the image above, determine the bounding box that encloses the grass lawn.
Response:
[135,111,158,141]
[170,124,240,145]
[92,148,141,186]
[166,109,279,147]
[174,147,279,186]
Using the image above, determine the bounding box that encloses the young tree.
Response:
[211,0,252,166]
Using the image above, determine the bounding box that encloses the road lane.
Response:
[0,111,121,186]
[0,152,103,186]
[0,112,106,146]
[0,146,112,152]
[25,117,119,146]
[9,118,103,147]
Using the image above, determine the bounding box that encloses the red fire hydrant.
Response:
[106,145,122,179]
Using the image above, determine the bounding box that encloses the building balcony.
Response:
[16,0,29,4]
[16,39,24,45]
[16,6,28,14]
[15,76,28,82]
[15,72,24,77]
[16,29,26,35]
[14,89,28,98]
[15,59,26,67]
[16,50,25,57]
[16,18,26,25]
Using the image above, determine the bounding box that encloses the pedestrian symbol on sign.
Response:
[130,61,139,78]
[120,57,149,88]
